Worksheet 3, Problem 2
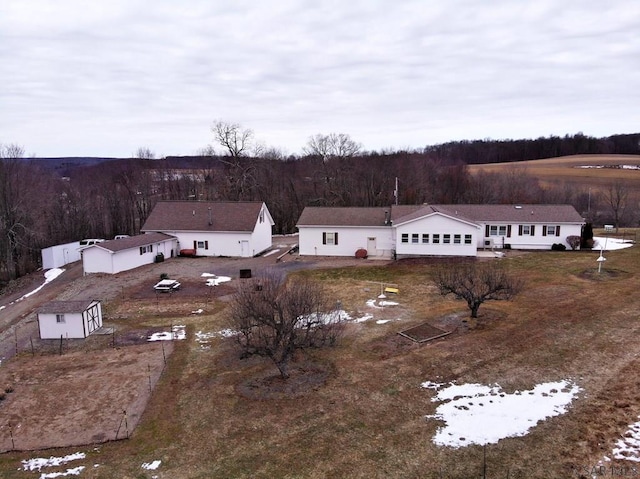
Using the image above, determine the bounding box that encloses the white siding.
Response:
[41,242,82,269]
[479,223,584,250]
[83,239,177,274]
[299,226,394,257]
[395,214,479,257]
[39,312,86,339]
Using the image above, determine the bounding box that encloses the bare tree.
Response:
[605,180,628,232]
[134,147,155,160]
[229,270,343,379]
[303,133,361,163]
[433,262,523,318]
[212,120,254,157]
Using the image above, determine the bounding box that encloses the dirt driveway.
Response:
[0,236,382,451]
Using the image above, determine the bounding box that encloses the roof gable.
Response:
[39,300,97,314]
[141,201,270,233]
[90,232,175,253]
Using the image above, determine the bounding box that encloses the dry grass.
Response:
[468,154,640,190]
[2,241,640,478]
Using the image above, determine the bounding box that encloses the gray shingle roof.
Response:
[297,204,584,227]
[141,201,267,233]
[39,300,98,314]
[93,232,175,253]
[297,207,393,227]
[433,204,584,223]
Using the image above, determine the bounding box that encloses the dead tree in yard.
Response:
[229,270,343,379]
[433,262,523,318]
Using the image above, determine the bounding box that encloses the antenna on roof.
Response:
[208,207,213,225]
[394,177,399,205]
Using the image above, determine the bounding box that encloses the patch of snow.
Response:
[354,314,373,323]
[2,268,66,311]
[612,417,640,462]
[142,460,161,470]
[262,249,281,257]
[191,308,204,314]
[424,380,581,448]
[593,236,634,251]
[22,453,86,471]
[40,466,85,478]
[379,300,399,307]
[217,328,239,338]
[376,319,391,324]
[148,325,186,342]
[205,275,232,286]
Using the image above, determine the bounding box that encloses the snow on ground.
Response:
[142,460,161,470]
[593,237,634,251]
[366,298,399,309]
[262,249,281,257]
[195,329,239,349]
[40,466,85,478]
[148,324,186,341]
[22,453,86,472]
[201,273,232,286]
[423,380,581,448]
[0,268,65,311]
[612,417,640,462]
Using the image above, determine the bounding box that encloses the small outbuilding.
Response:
[38,300,103,339]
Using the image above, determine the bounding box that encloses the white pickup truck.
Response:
[153,279,181,292]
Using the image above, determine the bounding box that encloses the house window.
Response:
[401,233,408,243]
[412,234,419,244]
[543,225,560,236]
[56,314,65,324]
[196,241,209,249]
[519,225,535,236]
[323,232,338,245]
[454,234,461,244]
[443,234,451,244]
[139,245,153,255]
[489,225,507,236]
[433,234,440,244]
[422,234,429,244]
[464,234,472,244]
[259,210,265,223]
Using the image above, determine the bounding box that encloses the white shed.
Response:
[82,232,178,274]
[41,241,82,269]
[38,300,103,339]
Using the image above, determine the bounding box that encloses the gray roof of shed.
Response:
[39,300,98,314]
[141,201,268,233]
[93,232,175,253]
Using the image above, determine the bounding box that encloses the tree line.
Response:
[1,129,638,283]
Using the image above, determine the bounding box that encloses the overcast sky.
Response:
[1,0,638,158]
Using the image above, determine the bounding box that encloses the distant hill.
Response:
[27,157,122,176]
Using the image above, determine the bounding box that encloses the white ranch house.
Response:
[296,204,585,258]
[141,201,274,258]
[38,300,103,339]
[82,232,177,274]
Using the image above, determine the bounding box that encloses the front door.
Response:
[240,240,250,257]
[367,237,377,256]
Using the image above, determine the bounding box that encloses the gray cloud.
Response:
[1,0,638,157]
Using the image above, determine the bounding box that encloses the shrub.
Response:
[551,243,567,251]
[566,236,581,250]
[160,273,169,280]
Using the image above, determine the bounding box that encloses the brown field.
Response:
[1,235,640,478]
[468,154,640,190]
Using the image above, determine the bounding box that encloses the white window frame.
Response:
[422,234,429,244]
[464,234,472,245]
[546,225,557,236]
[325,232,337,245]
[56,314,65,324]
[443,234,451,244]
[433,234,440,244]
[411,233,419,244]
[454,234,461,244]
[401,233,408,243]
[522,225,531,235]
